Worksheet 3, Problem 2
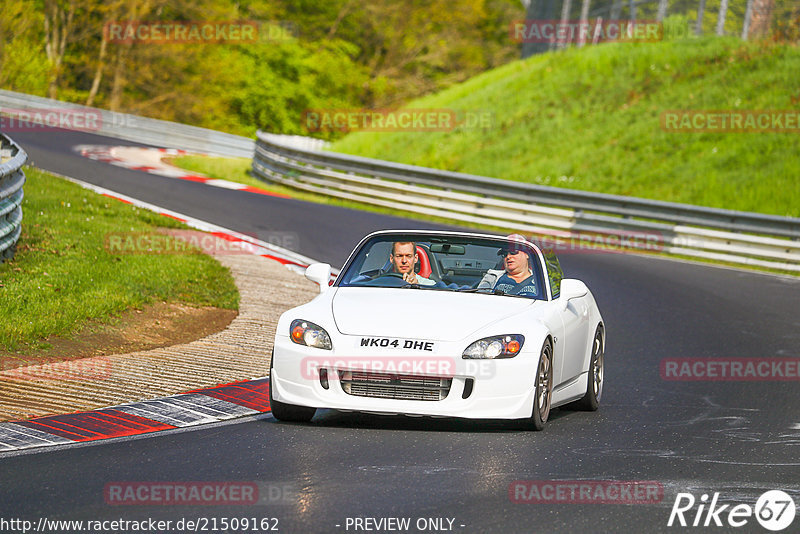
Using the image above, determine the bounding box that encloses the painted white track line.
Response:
[52,169,338,278]
[74,144,291,197]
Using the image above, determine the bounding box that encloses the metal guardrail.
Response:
[0,89,329,158]
[0,133,27,262]
[0,89,254,158]
[253,131,800,272]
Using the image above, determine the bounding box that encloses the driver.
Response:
[390,241,436,286]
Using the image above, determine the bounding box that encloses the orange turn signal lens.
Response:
[506,340,521,353]
[291,324,306,342]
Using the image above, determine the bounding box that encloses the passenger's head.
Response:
[500,234,531,276]
[390,241,417,274]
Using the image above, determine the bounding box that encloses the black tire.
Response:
[572,325,604,411]
[524,339,553,431]
[269,351,316,423]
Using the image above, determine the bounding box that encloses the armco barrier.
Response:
[252,130,800,272]
[0,88,328,157]
[0,133,26,262]
[0,88,253,157]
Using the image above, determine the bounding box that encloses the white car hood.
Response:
[331,287,535,341]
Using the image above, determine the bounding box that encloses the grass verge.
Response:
[0,166,239,353]
[331,37,800,218]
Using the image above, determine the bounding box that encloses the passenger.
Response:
[477,235,538,297]
[390,241,436,286]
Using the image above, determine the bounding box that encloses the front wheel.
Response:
[269,352,316,423]
[524,339,553,431]
[571,325,604,411]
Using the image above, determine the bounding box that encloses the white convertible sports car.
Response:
[269,230,604,430]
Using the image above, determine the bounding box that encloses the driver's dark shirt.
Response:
[494,272,537,297]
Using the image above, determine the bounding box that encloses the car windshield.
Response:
[337,234,547,300]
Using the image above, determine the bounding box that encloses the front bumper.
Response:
[270,336,539,420]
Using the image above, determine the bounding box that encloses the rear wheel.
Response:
[269,351,316,423]
[572,325,604,411]
[525,339,553,431]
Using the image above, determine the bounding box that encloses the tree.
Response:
[0,0,48,94]
[558,0,573,49]
[657,0,669,22]
[716,0,729,35]
[85,0,126,106]
[610,0,622,20]
[577,0,591,47]
[4,0,524,135]
[43,0,78,98]
[696,0,707,35]
[522,0,556,57]
[749,0,775,37]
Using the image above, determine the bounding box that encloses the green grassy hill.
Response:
[331,36,800,217]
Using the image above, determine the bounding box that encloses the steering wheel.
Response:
[361,271,409,287]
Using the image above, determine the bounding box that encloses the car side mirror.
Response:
[305,263,332,293]
[560,278,588,311]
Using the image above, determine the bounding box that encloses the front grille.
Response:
[338,370,451,401]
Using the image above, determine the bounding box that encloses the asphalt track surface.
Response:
[2,129,799,533]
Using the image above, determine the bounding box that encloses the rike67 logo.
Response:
[668,490,796,531]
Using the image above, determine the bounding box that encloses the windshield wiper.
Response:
[400,283,424,289]
[456,287,535,299]
[456,287,502,294]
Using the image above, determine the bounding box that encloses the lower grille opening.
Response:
[319,368,329,389]
[338,370,452,401]
[462,378,474,399]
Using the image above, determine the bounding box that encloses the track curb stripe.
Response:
[0,424,75,450]
[74,144,290,198]
[60,172,334,278]
[14,409,176,441]
[0,378,272,452]
[186,378,271,412]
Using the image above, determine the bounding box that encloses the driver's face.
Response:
[390,243,417,274]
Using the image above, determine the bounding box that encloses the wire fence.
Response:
[521,0,800,56]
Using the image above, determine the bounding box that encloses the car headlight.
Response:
[290,319,332,350]
[462,334,524,359]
